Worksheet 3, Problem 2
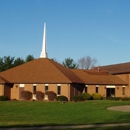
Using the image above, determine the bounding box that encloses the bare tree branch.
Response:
[78,56,97,69]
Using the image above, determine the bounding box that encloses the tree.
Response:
[78,56,97,69]
[62,57,79,69]
[0,55,35,72]
[51,58,59,63]
[0,57,4,72]
[25,55,35,62]
[1,56,15,71]
[13,57,25,67]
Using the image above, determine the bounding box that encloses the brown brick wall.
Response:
[7,82,130,100]
[11,84,19,100]
[87,85,96,95]
[10,83,130,100]
[0,84,4,96]
[116,74,130,97]
[99,85,106,97]
[87,85,106,97]
[23,83,70,100]
[115,85,129,97]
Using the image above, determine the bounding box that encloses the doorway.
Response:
[106,88,115,97]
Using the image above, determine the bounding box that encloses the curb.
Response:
[0,123,130,130]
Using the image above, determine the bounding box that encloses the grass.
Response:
[0,100,130,127]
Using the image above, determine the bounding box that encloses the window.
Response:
[122,87,125,95]
[45,85,48,92]
[57,86,61,95]
[85,86,88,93]
[33,85,36,94]
[96,85,98,93]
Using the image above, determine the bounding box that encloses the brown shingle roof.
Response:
[96,62,130,74]
[0,58,83,84]
[71,69,128,85]
[0,76,10,83]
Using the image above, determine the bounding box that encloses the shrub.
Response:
[45,91,57,101]
[122,97,130,101]
[107,97,121,101]
[56,95,68,102]
[21,91,32,100]
[36,91,44,100]
[72,95,84,102]
[81,93,92,100]
[0,95,9,101]
[92,93,102,100]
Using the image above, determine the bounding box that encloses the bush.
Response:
[56,95,68,102]
[81,93,92,100]
[92,93,102,100]
[72,95,84,102]
[36,91,44,100]
[21,91,32,100]
[0,95,9,101]
[107,97,121,101]
[122,97,130,101]
[45,91,57,101]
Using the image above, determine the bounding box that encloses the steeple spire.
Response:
[40,22,48,58]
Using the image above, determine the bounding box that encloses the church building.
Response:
[0,23,128,100]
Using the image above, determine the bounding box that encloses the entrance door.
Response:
[106,88,115,97]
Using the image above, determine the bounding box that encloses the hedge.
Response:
[36,91,44,100]
[81,93,92,100]
[21,91,32,100]
[56,95,68,102]
[92,93,102,100]
[0,95,9,101]
[72,95,84,102]
[45,91,57,101]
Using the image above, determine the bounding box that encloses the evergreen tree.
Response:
[62,57,78,69]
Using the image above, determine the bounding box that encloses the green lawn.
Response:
[0,100,130,127]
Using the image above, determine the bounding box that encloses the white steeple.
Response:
[40,22,48,58]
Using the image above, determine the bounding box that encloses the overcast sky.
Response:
[0,0,130,66]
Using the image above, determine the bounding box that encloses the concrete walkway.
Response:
[107,105,130,112]
[0,123,130,130]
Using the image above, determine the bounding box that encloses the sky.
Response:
[0,0,130,66]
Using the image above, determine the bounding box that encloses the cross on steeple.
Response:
[40,23,48,58]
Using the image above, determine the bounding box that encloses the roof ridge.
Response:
[49,60,83,83]
[47,59,72,83]
[101,62,130,67]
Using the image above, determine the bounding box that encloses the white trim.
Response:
[96,85,99,87]
[44,95,48,100]
[33,84,37,86]
[106,85,115,88]
[45,84,49,86]
[122,85,126,88]
[20,84,25,87]
[57,84,61,86]
[85,85,88,87]
[33,94,36,100]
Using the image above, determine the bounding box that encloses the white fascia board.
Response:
[106,85,115,88]
[20,84,25,87]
